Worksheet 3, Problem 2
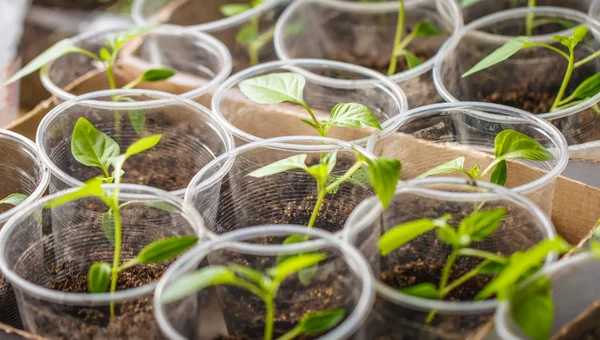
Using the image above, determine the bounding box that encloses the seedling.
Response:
[0,194,28,207]
[379,208,571,323]
[387,0,441,75]
[463,26,600,112]
[418,129,554,186]
[161,253,346,340]
[46,117,197,317]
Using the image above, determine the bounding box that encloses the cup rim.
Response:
[39,25,232,104]
[366,101,569,196]
[210,58,409,145]
[343,177,558,314]
[0,183,206,305]
[273,0,464,83]
[590,0,600,18]
[495,251,592,339]
[184,135,378,242]
[433,6,600,121]
[131,0,289,32]
[35,88,235,198]
[153,224,377,340]
[0,129,51,224]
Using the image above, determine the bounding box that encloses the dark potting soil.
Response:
[553,301,600,340]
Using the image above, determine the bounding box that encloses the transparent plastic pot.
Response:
[211,58,408,146]
[0,129,50,329]
[343,177,558,339]
[131,0,289,73]
[185,136,378,240]
[0,183,205,339]
[463,0,592,24]
[40,25,232,107]
[154,225,376,340]
[36,89,234,197]
[496,251,600,339]
[434,7,600,157]
[366,102,568,215]
[274,0,462,108]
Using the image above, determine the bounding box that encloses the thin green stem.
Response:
[278,327,301,340]
[440,262,486,298]
[457,248,508,264]
[439,247,458,290]
[300,102,323,135]
[248,25,275,66]
[325,160,364,193]
[529,43,570,60]
[264,296,275,340]
[525,0,536,36]
[551,46,575,111]
[575,50,600,68]
[109,203,121,317]
[554,99,585,111]
[123,77,142,90]
[387,0,405,75]
[307,189,326,228]
[478,158,502,181]
[78,49,103,62]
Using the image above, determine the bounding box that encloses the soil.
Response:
[31,0,117,10]
[553,301,600,340]
[481,90,555,115]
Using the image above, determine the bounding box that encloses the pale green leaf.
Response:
[364,157,401,209]
[45,177,105,208]
[239,72,306,105]
[236,24,260,45]
[128,110,145,136]
[266,253,327,283]
[510,276,554,340]
[494,130,554,162]
[140,68,175,82]
[134,236,198,264]
[247,154,307,177]
[0,193,28,206]
[413,21,441,37]
[568,72,600,101]
[417,157,468,179]
[219,3,251,17]
[102,210,115,246]
[405,51,422,69]
[160,266,237,304]
[436,226,460,246]
[379,219,437,256]
[99,47,111,61]
[400,283,440,299]
[88,262,111,293]
[460,0,481,8]
[490,160,507,186]
[125,135,161,158]
[228,264,271,288]
[458,208,506,242]
[462,37,532,77]
[276,234,309,264]
[324,103,381,131]
[288,309,346,336]
[71,117,120,173]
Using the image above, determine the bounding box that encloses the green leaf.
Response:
[462,37,532,77]
[99,47,111,61]
[266,253,327,283]
[160,266,237,304]
[591,239,600,259]
[324,103,381,131]
[140,68,175,82]
[145,201,177,213]
[107,26,153,52]
[413,21,441,37]
[306,164,329,187]
[236,24,260,45]
[400,283,440,299]
[276,235,308,264]
[436,226,460,246]
[379,219,437,256]
[417,157,468,179]
[494,130,555,162]
[125,135,161,158]
[476,237,571,300]
[228,264,271,288]
[45,177,105,208]
[567,72,600,101]
[5,39,89,85]
[238,72,306,106]
[478,260,506,275]
[323,151,337,175]
[219,3,251,17]
[134,236,199,264]
[128,110,145,136]
[405,51,422,69]
[573,26,588,42]
[458,208,506,242]
[0,193,28,206]
[289,309,346,336]
[460,0,481,8]
[102,210,115,246]
[298,265,318,285]
[490,160,507,186]
[510,276,554,340]
[364,157,401,209]
[247,154,308,177]
[88,262,111,293]
[71,117,120,174]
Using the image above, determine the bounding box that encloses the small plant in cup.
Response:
[463,26,600,112]
[379,208,570,323]
[418,129,554,186]
[46,117,198,317]
[0,194,28,207]
[161,253,345,340]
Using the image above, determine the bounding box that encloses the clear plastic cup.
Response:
[434,7,600,156]
[154,225,376,339]
[0,183,205,339]
[0,129,50,328]
[40,25,232,107]
[366,102,568,215]
[343,177,558,339]
[464,0,592,24]
[274,0,463,108]
[211,58,408,146]
[496,251,600,339]
[131,0,289,72]
[36,89,234,197]
[185,136,378,240]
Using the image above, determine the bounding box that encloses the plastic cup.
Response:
[0,183,205,338]
[343,177,558,339]
[154,225,376,339]
[366,102,568,215]
[434,7,600,157]
[185,136,378,240]
[274,0,463,108]
[211,58,408,146]
[0,129,50,328]
[40,25,232,107]
[131,0,289,72]
[464,0,592,24]
[36,89,234,197]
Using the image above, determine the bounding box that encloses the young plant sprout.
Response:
[0,193,28,207]
[387,0,441,75]
[460,0,547,36]
[379,208,571,323]
[418,130,554,186]
[463,26,600,112]
[160,253,346,340]
[46,117,198,317]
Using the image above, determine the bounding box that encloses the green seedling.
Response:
[379,208,571,324]
[47,117,197,317]
[418,129,554,187]
[387,0,441,75]
[0,193,28,207]
[463,26,600,112]
[161,254,346,340]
